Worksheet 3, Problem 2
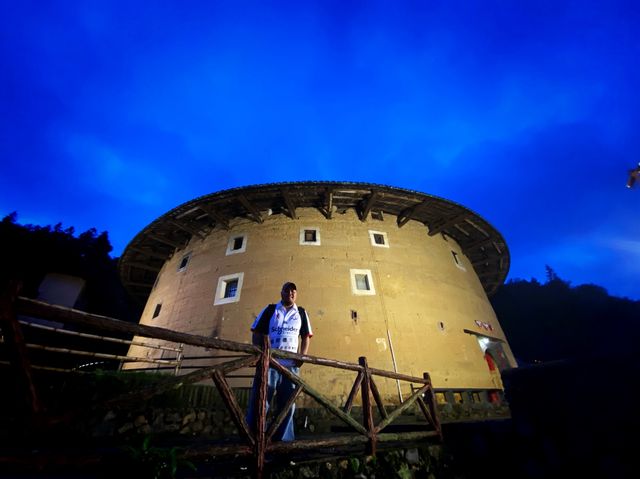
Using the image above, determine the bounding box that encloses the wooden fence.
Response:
[0,282,442,478]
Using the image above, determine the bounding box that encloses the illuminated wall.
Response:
[124,206,516,403]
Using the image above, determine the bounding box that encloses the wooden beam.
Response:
[319,189,334,219]
[16,297,263,355]
[127,261,162,273]
[237,194,263,223]
[397,200,429,228]
[199,204,230,230]
[280,189,297,219]
[477,269,502,279]
[270,360,368,435]
[0,282,43,415]
[128,247,168,261]
[359,357,376,456]
[168,219,206,240]
[428,213,467,236]
[374,382,429,434]
[422,372,442,439]
[470,250,502,266]
[343,371,363,414]
[359,191,379,221]
[148,234,182,249]
[266,386,303,443]
[464,235,495,251]
[211,370,255,446]
[369,376,388,419]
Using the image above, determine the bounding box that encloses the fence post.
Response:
[0,281,43,415]
[423,372,442,440]
[359,356,376,456]
[174,343,184,375]
[255,335,271,479]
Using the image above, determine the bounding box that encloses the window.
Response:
[471,392,482,404]
[177,252,191,272]
[371,211,384,221]
[152,303,162,319]
[226,234,247,255]
[453,392,464,404]
[224,279,238,298]
[299,227,321,245]
[355,274,370,290]
[368,230,389,248]
[350,269,376,296]
[451,251,466,271]
[214,272,244,305]
[435,392,448,405]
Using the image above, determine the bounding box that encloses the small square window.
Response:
[368,230,389,248]
[471,392,482,403]
[177,253,191,272]
[226,234,247,255]
[355,274,370,290]
[299,227,321,245]
[224,279,238,298]
[453,392,464,404]
[214,272,244,305]
[152,303,162,319]
[350,269,376,296]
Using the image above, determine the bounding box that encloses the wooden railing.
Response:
[0,283,442,478]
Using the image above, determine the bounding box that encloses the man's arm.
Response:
[294,335,311,367]
[299,335,311,356]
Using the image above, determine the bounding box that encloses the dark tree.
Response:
[0,213,140,322]
[491,270,640,364]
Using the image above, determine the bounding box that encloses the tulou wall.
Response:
[124,205,516,404]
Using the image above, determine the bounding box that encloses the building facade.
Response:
[119,182,515,403]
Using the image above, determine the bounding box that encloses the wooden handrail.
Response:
[5,292,442,479]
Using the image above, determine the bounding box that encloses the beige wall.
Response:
[125,208,516,403]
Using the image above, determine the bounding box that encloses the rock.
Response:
[103,410,117,422]
[133,415,147,427]
[117,422,134,434]
[191,420,204,432]
[165,412,181,424]
[182,411,196,425]
[405,448,420,465]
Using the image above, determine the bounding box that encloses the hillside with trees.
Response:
[490,267,640,364]
[0,213,140,322]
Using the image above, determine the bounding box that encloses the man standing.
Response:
[246,282,312,441]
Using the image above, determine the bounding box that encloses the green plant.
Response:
[122,435,197,479]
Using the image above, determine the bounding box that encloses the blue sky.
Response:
[2,0,639,299]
